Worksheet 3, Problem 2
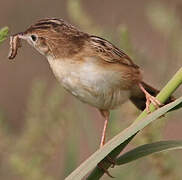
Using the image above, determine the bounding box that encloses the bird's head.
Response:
[8,18,88,60]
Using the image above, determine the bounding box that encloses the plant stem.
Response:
[87,67,182,180]
[136,67,182,121]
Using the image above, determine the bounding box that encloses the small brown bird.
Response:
[8,18,172,148]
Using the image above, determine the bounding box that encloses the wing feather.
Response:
[89,35,139,68]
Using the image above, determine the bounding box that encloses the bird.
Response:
[8,18,173,148]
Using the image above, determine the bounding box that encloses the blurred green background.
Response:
[0,0,182,179]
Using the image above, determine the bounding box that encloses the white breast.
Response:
[47,56,130,110]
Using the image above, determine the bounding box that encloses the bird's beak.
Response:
[17,32,27,40]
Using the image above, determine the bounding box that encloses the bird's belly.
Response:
[48,58,131,110]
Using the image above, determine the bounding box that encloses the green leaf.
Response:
[116,140,182,165]
[169,102,182,112]
[0,27,9,44]
[65,97,182,180]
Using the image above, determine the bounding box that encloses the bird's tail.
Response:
[130,81,175,111]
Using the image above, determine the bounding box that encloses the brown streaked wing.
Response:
[90,35,139,69]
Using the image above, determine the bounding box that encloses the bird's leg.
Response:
[99,110,110,148]
[138,83,162,113]
[99,110,116,166]
[97,110,116,177]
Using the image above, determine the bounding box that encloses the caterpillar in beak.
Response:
[8,33,23,59]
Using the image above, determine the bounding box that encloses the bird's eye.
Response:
[31,35,37,42]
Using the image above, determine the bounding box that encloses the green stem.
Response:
[87,67,182,180]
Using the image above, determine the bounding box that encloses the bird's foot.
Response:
[139,83,162,113]
[105,156,116,168]
[97,162,115,178]
[145,92,162,113]
[96,155,116,178]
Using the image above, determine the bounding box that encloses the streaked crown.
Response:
[19,18,89,58]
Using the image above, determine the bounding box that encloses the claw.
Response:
[105,156,116,168]
[97,163,115,178]
[145,93,162,113]
[139,83,162,113]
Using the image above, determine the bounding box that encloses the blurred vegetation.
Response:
[0,27,9,44]
[0,1,182,180]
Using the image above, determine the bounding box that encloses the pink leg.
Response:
[99,110,110,148]
[97,110,115,177]
[139,83,162,113]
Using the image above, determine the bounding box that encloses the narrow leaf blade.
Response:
[116,140,182,165]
